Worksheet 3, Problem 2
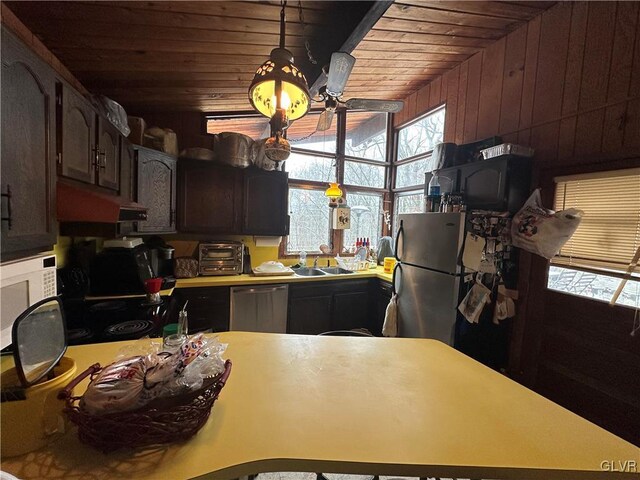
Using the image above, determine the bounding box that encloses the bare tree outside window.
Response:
[343,192,384,251]
[393,192,425,232]
[287,188,331,253]
[397,107,445,161]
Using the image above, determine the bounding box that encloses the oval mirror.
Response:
[12,297,67,388]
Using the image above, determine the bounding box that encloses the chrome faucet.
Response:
[313,256,319,268]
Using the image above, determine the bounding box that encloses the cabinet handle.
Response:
[170,209,176,225]
[92,146,100,169]
[1,185,13,230]
[99,150,106,170]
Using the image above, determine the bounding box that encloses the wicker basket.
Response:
[58,359,232,453]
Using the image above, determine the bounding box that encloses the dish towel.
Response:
[382,293,398,337]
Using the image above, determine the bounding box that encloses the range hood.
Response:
[57,182,147,223]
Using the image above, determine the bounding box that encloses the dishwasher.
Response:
[230,284,289,333]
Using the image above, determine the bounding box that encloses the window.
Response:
[394,106,445,193]
[397,106,445,161]
[287,112,336,155]
[285,152,335,183]
[287,187,331,253]
[344,161,386,189]
[343,192,383,251]
[547,168,640,307]
[393,191,425,233]
[345,112,387,162]
[283,110,390,256]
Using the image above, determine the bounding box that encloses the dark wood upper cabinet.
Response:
[177,160,288,236]
[434,156,532,213]
[0,27,57,260]
[135,146,176,234]
[242,167,289,236]
[59,83,96,184]
[58,82,121,192]
[96,118,120,190]
[119,139,136,202]
[177,159,243,234]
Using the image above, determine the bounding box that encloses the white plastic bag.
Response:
[511,189,583,259]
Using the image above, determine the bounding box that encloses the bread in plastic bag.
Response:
[511,188,583,259]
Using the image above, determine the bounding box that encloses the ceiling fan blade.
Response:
[344,98,404,113]
[326,52,355,97]
[317,109,335,131]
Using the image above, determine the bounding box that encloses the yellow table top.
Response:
[175,266,393,288]
[1,332,638,480]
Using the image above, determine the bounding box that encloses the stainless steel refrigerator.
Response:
[393,212,466,344]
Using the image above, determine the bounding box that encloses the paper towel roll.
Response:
[254,236,282,247]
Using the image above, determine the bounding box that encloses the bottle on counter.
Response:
[299,250,307,268]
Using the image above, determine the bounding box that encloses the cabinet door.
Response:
[59,84,96,184]
[288,295,333,335]
[331,291,370,331]
[372,280,393,336]
[97,118,120,190]
[242,167,289,235]
[136,147,176,233]
[459,159,508,211]
[177,160,243,233]
[172,287,230,334]
[119,139,136,201]
[1,27,57,260]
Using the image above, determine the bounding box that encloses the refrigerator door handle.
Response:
[392,263,402,295]
[395,220,404,262]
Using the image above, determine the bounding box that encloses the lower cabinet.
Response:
[172,278,391,336]
[172,287,230,334]
[287,280,373,335]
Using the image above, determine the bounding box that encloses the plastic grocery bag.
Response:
[511,189,583,259]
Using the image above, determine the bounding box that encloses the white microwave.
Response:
[0,254,57,349]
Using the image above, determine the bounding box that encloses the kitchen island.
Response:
[1,332,638,480]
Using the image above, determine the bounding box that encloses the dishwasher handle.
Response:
[231,285,288,294]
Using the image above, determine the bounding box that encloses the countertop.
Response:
[1,332,637,480]
[174,265,393,288]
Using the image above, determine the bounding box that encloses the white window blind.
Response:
[552,168,640,274]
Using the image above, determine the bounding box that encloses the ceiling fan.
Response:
[314,52,404,132]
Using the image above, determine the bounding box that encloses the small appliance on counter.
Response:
[198,241,243,276]
[89,237,154,295]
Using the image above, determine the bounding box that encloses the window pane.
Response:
[394,191,424,232]
[287,188,331,253]
[343,192,383,251]
[345,112,387,162]
[286,113,336,154]
[285,152,335,182]
[397,107,445,161]
[344,161,385,189]
[548,266,640,308]
[395,157,435,188]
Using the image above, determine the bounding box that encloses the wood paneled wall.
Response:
[394,1,640,446]
[394,1,640,166]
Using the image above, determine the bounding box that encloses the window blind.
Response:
[552,168,640,274]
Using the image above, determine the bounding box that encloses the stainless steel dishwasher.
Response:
[230,284,289,333]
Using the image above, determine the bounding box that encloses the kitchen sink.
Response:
[318,267,354,275]
[294,268,328,276]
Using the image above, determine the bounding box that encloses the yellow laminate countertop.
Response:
[175,266,393,288]
[1,332,637,480]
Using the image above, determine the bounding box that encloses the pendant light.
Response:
[325,182,343,199]
[248,0,311,123]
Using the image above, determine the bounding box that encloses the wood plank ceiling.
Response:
[6,1,556,116]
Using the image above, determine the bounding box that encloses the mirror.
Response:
[12,297,67,388]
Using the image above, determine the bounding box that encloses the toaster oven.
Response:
[198,241,243,276]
